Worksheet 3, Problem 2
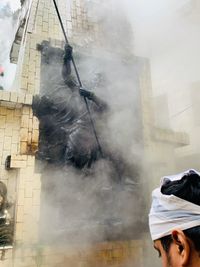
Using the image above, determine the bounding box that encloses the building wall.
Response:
[138,56,189,200]
[174,81,200,171]
[0,90,41,266]
[1,240,144,267]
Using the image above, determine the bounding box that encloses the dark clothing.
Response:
[33,42,107,168]
[33,90,106,168]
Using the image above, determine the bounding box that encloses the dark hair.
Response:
[160,171,200,252]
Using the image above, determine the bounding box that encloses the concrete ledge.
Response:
[6,154,37,169]
[6,154,28,169]
[153,127,190,147]
[0,91,33,108]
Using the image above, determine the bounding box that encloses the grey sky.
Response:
[0,0,20,11]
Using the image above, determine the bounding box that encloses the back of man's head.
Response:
[160,171,200,252]
[149,169,200,267]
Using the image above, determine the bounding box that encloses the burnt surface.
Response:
[34,41,145,242]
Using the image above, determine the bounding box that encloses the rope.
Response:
[52,0,103,157]
[52,0,82,87]
[170,105,193,119]
[84,98,103,155]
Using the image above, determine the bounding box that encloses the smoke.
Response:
[83,0,200,130]
[37,1,146,256]
[128,0,200,133]
[124,0,200,181]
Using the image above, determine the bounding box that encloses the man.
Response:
[33,42,108,168]
[33,41,138,189]
[149,169,200,267]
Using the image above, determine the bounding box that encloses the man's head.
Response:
[149,169,200,267]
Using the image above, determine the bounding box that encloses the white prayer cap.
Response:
[149,169,200,241]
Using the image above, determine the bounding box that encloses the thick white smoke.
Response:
[37,0,145,251]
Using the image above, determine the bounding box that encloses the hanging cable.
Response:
[52,0,103,157]
[52,0,82,87]
[170,105,193,119]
